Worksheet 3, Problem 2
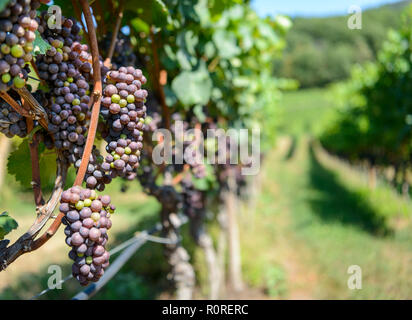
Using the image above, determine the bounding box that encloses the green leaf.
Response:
[0,0,9,13]
[176,49,193,70]
[177,30,198,56]
[178,0,199,23]
[175,31,199,70]
[164,85,178,107]
[192,176,209,191]
[33,30,51,56]
[204,41,216,59]
[194,0,211,27]
[192,164,216,191]
[0,212,18,240]
[171,62,212,107]
[130,0,170,28]
[212,30,241,59]
[7,140,56,190]
[8,139,32,188]
[193,105,206,123]
[130,17,150,34]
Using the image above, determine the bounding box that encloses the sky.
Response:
[251,0,404,17]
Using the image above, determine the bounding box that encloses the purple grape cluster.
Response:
[75,146,113,192]
[181,176,204,218]
[99,31,136,70]
[36,15,92,163]
[169,115,206,179]
[0,98,26,137]
[145,111,161,133]
[100,67,148,181]
[0,0,40,91]
[71,41,109,81]
[60,186,114,286]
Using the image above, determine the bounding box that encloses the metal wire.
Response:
[29,216,187,300]
[72,215,188,300]
[29,235,143,300]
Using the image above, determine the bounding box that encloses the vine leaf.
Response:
[0,212,18,240]
[192,164,216,191]
[128,0,169,27]
[212,30,241,59]
[33,30,52,56]
[7,139,33,188]
[171,62,212,107]
[0,0,8,12]
[7,140,56,189]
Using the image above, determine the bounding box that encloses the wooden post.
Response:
[226,167,243,292]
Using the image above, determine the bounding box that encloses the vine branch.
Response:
[30,60,46,87]
[15,87,49,130]
[103,1,124,68]
[0,153,68,270]
[74,0,102,186]
[0,91,30,117]
[0,0,102,270]
[26,117,44,207]
[150,27,170,130]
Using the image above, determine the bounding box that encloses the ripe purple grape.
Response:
[60,186,113,286]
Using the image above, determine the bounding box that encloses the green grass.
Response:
[278,88,333,137]
[240,135,412,299]
[239,86,412,299]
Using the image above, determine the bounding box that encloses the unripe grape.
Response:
[91,211,100,222]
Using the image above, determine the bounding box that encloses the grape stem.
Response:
[26,116,44,207]
[0,91,31,118]
[74,0,102,187]
[150,27,170,131]
[0,0,103,271]
[172,164,190,186]
[30,60,46,86]
[71,0,90,47]
[103,0,124,68]
[15,87,49,130]
[208,56,220,72]
[0,152,68,271]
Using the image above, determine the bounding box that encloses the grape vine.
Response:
[0,0,287,298]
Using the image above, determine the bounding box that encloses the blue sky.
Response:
[252,0,404,17]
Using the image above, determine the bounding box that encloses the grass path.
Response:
[241,134,412,299]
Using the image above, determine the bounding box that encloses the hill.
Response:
[275,0,411,88]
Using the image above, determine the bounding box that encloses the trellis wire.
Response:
[72,215,188,300]
[30,215,187,300]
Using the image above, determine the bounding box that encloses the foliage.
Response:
[275,1,409,88]
[7,140,56,191]
[320,7,412,170]
[126,0,291,148]
[0,0,291,291]
[0,212,18,240]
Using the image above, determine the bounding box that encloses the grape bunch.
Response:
[60,186,114,286]
[144,111,161,133]
[181,176,204,218]
[0,98,26,137]
[70,41,109,81]
[99,31,136,70]
[75,146,112,192]
[36,15,92,163]
[0,0,40,91]
[170,115,206,179]
[100,67,148,181]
